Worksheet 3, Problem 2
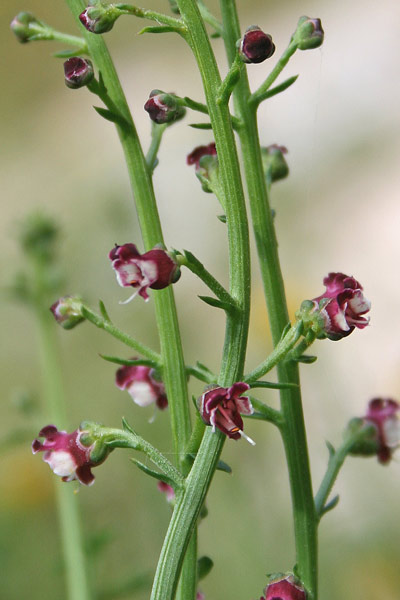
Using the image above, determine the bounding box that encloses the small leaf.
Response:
[247,380,299,390]
[198,295,234,312]
[93,106,125,126]
[122,417,136,435]
[53,48,84,59]
[321,494,340,516]
[99,299,111,322]
[295,354,317,364]
[264,75,299,99]
[279,322,292,340]
[217,214,227,223]
[99,354,157,368]
[189,122,213,129]
[195,361,215,378]
[138,25,180,35]
[197,556,214,580]
[210,31,221,39]
[132,459,176,487]
[216,459,232,474]
[325,440,336,458]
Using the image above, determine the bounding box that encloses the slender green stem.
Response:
[116,4,186,32]
[219,2,317,597]
[33,266,91,600]
[24,21,88,52]
[146,123,168,171]
[197,0,223,37]
[81,305,161,363]
[216,54,243,105]
[250,41,298,108]
[244,322,304,382]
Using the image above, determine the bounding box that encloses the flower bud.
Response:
[187,143,219,193]
[10,12,42,43]
[261,144,289,183]
[109,243,180,302]
[262,574,306,600]
[343,417,379,457]
[238,26,275,64]
[296,273,370,341]
[292,16,324,50]
[79,3,120,34]
[64,57,94,89]
[50,295,85,329]
[144,90,186,125]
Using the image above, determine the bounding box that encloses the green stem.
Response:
[216,54,243,105]
[250,41,298,108]
[116,4,186,32]
[26,21,88,52]
[146,123,168,172]
[81,305,161,363]
[219,2,317,597]
[197,0,223,37]
[150,0,251,597]
[33,269,91,600]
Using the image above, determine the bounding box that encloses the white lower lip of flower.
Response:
[128,381,157,406]
[383,418,400,447]
[45,451,77,477]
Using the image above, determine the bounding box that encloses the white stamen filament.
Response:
[119,289,139,305]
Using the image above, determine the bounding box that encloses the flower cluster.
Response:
[109,243,180,302]
[32,424,110,485]
[199,383,254,444]
[298,272,370,341]
[115,364,168,410]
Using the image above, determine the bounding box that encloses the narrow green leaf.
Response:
[217,214,227,223]
[195,361,215,378]
[325,441,336,458]
[189,122,213,129]
[99,299,111,322]
[122,417,136,435]
[132,459,176,487]
[198,295,233,312]
[99,354,157,368]
[93,106,124,125]
[138,25,180,35]
[295,354,317,364]
[197,556,214,580]
[53,48,83,58]
[263,75,299,99]
[216,459,232,474]
[321,494,340,516]
[248,380,299,390]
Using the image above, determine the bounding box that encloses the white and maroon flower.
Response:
[364,398,400,464]
[115,364,168,410]
[304,272,371,341]
[32,425,109,485]
[109,243,180,303]
[144,90,185,124]
[157,481,175,502]
[64,57,94,89]
[238,26,275,64]
[262,574,306,600]
[199,383,254,444]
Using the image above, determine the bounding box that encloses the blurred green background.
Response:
[1,0,400,598]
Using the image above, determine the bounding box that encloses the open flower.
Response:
[32,424,110,485]
[199,383,254,444]
[115,364,168,410]
[262,574,306,600]
[109,243,180,302]
[364,398,400,464]
[299,272,370,341]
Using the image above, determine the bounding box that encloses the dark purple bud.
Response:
[64,57,94,89]
[199,383,254,444]
[261,144,289,183]
[109,243,180,302]
[32,423,110,485]
[297,273,370,341]
[50,295,85,329]
[262,574,306,600]
[238,26,275,64]
[79,3,119,34]
[116,363,168,410]
[292,16,324,50]
[144,90,186,125]
[10,12,41,43]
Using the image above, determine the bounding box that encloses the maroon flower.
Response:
[364,398,400,464]
[32,425,109,485]
[238,26,275,64]
[199,383,254,444]
[50,295,85,329]
[115,364,168,410]
[305,272,371,341]
[144,90,185,124]
[109,243,180,302]
[262,575,306,600]
[64,57,94,89]
[157,481,175,502]
[187,143,217,169]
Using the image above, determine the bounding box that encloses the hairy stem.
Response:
[219,2,317,597]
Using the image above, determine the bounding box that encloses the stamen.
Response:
[238,428,256,446]
[119,289,139,305]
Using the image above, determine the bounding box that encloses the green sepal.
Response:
[99,354,157,368]
[198,295,234,313]
[217,214,227,223]
[247,380,299,390]
[131,459,177,489]
[189,122,212,129]
[197,556,214,580]
[138,25,181,35]
[320,494,340,516]
[294,354,317,364]
[99,299,111,322]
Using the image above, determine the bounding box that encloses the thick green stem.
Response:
[219,2,317,597]
[34,293,91,600]
[150,0,251,597]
